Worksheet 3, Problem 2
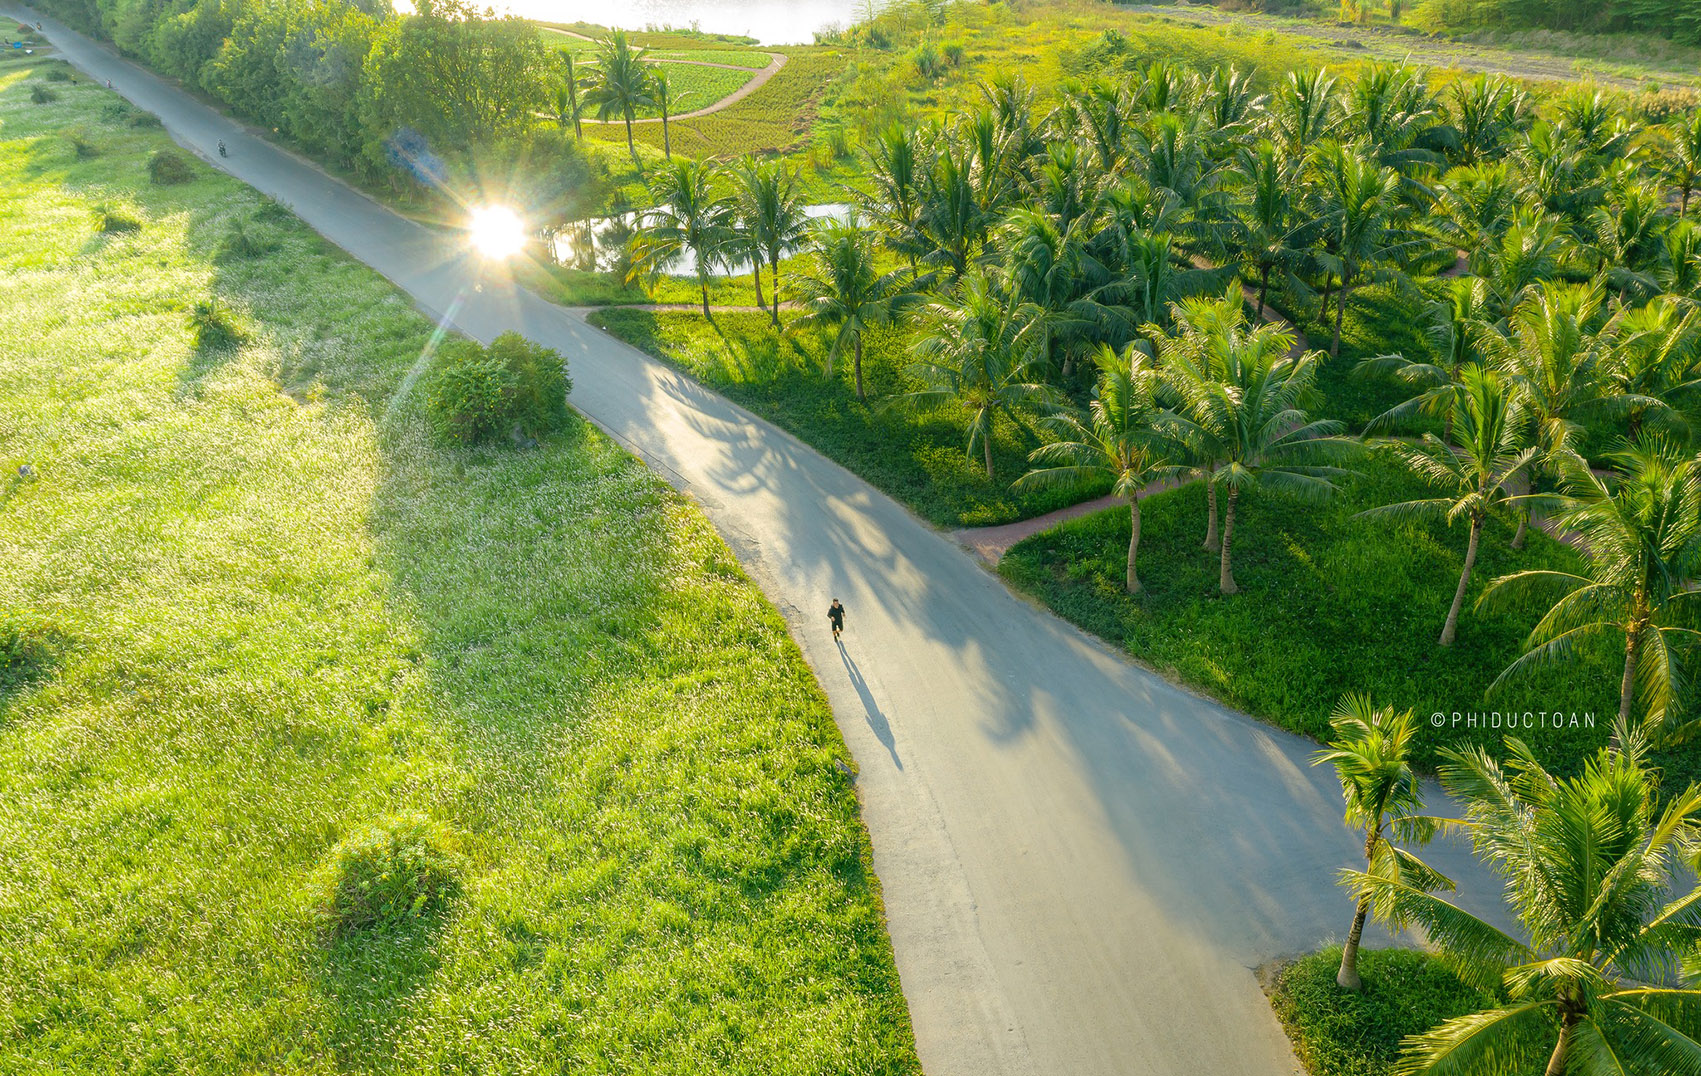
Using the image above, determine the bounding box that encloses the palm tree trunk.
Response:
[1319,274,1333,325]
[662,106,671,160]
[1257,263,1271,319]
[982,423,995,479]
[1440,513,1482,646]
[700,276,711,320]
[1337,898,1370,990]
[1126,495,1142,595]
[1544,1016,1578,1076]
[1219,486,1239,595]
[1511,510,1529,550]
[1332,278,1349,358]
[854,334,866,401]
[769,254,783,326]
[1619,621,1641,726]
[752,260,766,311]
[624,110,639,168]
[1204,474,1220,552]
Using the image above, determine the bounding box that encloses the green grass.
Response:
[995,449,1685,779]
[0,65,920,1073]
[1266,947,1497,1076]
[589,309,1109,526]
[650,48,772,69]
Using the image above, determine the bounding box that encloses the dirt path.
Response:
[551,27,788,123]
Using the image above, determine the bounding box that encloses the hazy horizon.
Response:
[460,0,871,43]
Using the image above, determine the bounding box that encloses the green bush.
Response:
[318,813,464,935]
[70,133,99,159]
[1267,947,1494,1076]
[188,298,244,350]
[215,219,278,261]
[128,112,164,129]
[43,66,71,82]
[147,149,194,185]
[94,203,140,235]
[424,332,571,446]
[29,84,58,104]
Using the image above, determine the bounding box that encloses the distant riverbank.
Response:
[400,0,872,44]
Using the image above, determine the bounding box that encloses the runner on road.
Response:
[828,599,844,640]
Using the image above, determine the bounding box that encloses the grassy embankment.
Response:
[0,63,920,1073]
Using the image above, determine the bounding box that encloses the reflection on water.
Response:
[499,0,870,44]
[551,203,852,277]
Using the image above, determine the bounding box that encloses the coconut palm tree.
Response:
[1658,108,1701,219]
[1446,74,1530,167]
[789,217,916,399]
[1014,345,1184,593]
[863,122,929,272]
[555,51,584,139]
[1311,140,1420,358]
[584,31,654,167]
[903,272,1060,478]
[652,65,675,160]
[1161,300,1355,595]
[732,157,809,325]
[1348,731,1701,1076]
[1359,365,1537,646]
[1606,299,1701,440]
[1486,282,1634,460]
[627,158,731,318]
[1230,139,1311,319]
[1360,276,1495,440]
[1311,696,1443,991]
[1480,439,1701,734]
[1662,220,1701,302]
[1269,67,1339,159]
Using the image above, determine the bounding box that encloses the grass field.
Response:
[590,310,1108,526]
[995,451,1685,780]
[0,63,920,1073]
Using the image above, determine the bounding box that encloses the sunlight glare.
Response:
[468,205,527,260]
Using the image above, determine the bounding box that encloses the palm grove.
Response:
[618,61,1701,1073]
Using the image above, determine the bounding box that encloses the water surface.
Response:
[497,0,870,44]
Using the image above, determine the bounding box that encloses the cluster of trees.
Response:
[1408,0,1701,45]
[631,60,1701,731]
[38,0,603,216]
[1311,698,1701,1075]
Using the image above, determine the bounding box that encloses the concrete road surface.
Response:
[11,10,1514,1074]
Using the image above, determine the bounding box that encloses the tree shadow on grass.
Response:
[317,914,452,1065]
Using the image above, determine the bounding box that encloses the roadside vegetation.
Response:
[0,67,919,1074]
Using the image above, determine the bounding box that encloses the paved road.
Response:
[15,11,1513,1075]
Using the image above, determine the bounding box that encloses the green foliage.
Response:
[43,66,72,83]
[424,332,571,446]
[147,148,195,185]
[1268,947,1495,1076]
[0,616,48,697]
[68,131,99,158]
[188,298,244,351]
[318,813,464,934]
[215,218,279,261]
[28,84,57,104]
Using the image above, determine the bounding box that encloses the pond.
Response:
[549,202,854,277]
[495,0,873,45]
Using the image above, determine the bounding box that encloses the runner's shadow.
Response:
[839,639,899,770]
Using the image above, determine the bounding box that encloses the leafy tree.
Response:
[1482,439,1701,734]
[1161,297,1355,594]
[732,158,810,326]
[1359,365,1536,646]
[904,273,1060,477]
[1349,732,1701,1076]
[584,30,654,167]
[1230,140,1310,318]
[1446,75,1530,167]
[555,50,583,139]
[1311,696,1440,991]
[789,218,916,399]
[862,123,929,272]
[1311,140,1419,358]
[1014,346,1183,593]
[628,158,732,318]
[1361,276,1496,440]
[1657,109,1701,218]
[1269,68,1339,159]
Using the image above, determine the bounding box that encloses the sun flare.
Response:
[468,205,526,260]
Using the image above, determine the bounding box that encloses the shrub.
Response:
[147,149,194,185]
[318,813,463,935]
[215,219,278,261]
[69,133,99,159]
[1267,947,1494,1076]
[29,84,58,104]
[424,332,570,446]
[910,41,946,80]
[128,112,164,129]
[188,299,244,350]
[941,40,966,65]
[100,101,132,123]
[43,66,70,82]
[94,204,141,235]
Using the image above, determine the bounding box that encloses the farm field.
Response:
[0,63,919,1074]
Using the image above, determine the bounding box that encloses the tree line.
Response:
[36,0,603,219]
